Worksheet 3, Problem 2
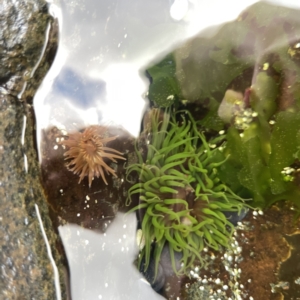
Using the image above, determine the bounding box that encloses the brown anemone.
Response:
[61,125,125,187]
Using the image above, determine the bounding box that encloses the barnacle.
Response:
[61,125,125,187]
[126,109,248,277]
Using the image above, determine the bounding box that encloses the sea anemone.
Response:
[126,109,248,277]
[61,125,125,187]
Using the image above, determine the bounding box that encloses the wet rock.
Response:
[0,0,68,298]
[40,125,137,231]
[140,244,183,294]
[223,208,249,226]
[0,0,58,100]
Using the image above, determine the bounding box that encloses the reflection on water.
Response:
[59,213,164,299]
[36,0,261,139]
[53,68,106,109]
[36,0,300,299]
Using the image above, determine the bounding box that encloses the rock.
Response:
[0,0,68,298]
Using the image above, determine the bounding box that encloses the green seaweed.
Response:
[269,110,300,194]
[223,99,300,209]
[147,54,181,107]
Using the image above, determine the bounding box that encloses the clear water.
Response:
[34,0,300,299]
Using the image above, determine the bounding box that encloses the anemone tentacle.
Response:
[126,109,249,277]
[61,125,126,186]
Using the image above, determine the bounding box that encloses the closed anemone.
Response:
[126,109,248,278]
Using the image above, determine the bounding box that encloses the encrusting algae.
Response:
[60,125,126,187]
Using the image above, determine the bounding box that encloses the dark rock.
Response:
[40,125,137,231]
[223,208,249,226]
[140,243,183,294]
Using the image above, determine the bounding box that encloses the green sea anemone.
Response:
[126,109,248,277]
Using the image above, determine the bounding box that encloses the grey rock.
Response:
[0,0,68,299]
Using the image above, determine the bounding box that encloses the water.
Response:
[35,0,300,299]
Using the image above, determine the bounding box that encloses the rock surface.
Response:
[0,0,68,298]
